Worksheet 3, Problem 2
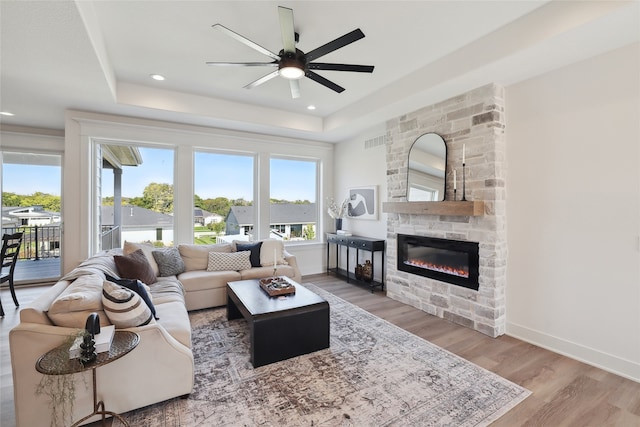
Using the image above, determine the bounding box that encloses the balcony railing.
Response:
[1,225,60,260]
[101,225,120,251]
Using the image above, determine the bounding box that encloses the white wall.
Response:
[505,43,640,381]
[333,123,388,239]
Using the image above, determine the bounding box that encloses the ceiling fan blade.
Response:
[213,24,280,61]
[206,61,278,67]
[278,6,296,53]
[244,70,280,89]
[305,29,365,62]
[289,80,301,99]
[308,63,374,73]
[305,71,345,93]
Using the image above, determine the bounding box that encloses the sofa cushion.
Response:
[177,269,241,293]
[106,275,158,320]
[102,280,154,328]
[154,300,191,348]
[235,241,263,267]
[114,249,157,285]
[124,241,160,276]
[149,277,186,305]
[47,274,110,328]
[60,250,120,282]
[259,239,288,266]
[207,251,251,271]
[178,243,232,271]
[152,247,186,277]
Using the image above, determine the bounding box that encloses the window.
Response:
[194,152,254,244]
[270,158,317,241]
[99,144,174,250]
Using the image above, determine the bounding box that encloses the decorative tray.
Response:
[259,276,296,297]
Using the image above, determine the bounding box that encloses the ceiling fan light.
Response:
[279,65,305,80]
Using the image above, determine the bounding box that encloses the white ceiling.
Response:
[1,1,638,143]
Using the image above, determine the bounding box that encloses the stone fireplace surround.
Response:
[385,83,506,337]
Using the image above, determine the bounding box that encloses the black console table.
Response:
[326,233,385,292]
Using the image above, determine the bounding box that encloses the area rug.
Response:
[115,283,530,426]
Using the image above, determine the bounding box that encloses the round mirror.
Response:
[407,132,447,201]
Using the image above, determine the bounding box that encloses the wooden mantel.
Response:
[382,201,485,216]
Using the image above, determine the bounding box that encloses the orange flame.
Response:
[404,259,469,278]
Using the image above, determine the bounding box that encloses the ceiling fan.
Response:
[206,6,374,99]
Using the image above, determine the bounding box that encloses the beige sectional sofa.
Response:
[9,239,301,427]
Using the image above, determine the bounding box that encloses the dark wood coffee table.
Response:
[226,278,329,368]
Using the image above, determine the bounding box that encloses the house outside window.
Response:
[194,152,254,244]
[270,157,318,241]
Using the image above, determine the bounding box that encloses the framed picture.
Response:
[347,186,378,220]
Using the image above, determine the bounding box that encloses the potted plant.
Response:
[326,197,349,230]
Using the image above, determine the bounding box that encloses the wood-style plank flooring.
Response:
[2,274,639,426]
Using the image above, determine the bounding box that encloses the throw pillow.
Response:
[207,251,252,272]
[102,280,154,328]
[259,239,288,267]
[123,241,160,277]
[178,243,232,271]
[105,275,158,320]
[114,249,157,285]
[152,247,186,277]
[47,273,110,328]
[236,241,263,267]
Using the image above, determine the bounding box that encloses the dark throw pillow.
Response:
[236,241,263,268]
[106,274,158,320]
[152,247,186,277]
[114,249,157,285]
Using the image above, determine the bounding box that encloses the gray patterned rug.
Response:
[115,284,530,426]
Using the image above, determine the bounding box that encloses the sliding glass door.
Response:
[1,151,62,283]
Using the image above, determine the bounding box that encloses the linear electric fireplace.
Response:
[397,234,479,291]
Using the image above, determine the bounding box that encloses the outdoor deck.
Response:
[10,258,61,284]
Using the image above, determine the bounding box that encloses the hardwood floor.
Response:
[2,275,639,426]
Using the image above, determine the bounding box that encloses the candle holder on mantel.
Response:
[461,162,467,201]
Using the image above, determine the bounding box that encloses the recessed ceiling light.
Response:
[0,111,15,116]
[307,105,316,110]
[150,74,166,81]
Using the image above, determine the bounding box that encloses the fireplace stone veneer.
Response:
[385,83,507,337]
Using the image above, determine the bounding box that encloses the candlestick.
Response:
[453,188,457,201]
[462,162,467,201]
[273,249,277,277]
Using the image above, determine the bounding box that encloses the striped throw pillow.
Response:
[102,280,154,328]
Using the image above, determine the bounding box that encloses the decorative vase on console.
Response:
[327,197,349,232]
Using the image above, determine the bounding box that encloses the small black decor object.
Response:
[80,312,100,365]
[79,333,97,365]
[355,264,363,280]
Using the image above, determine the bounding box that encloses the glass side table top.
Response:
[36,330,139,375]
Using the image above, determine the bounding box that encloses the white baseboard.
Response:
[506,321,640,383]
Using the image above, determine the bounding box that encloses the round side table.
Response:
[36,330,140,427]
